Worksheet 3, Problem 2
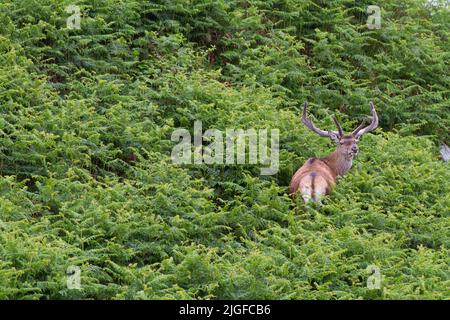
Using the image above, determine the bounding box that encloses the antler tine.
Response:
[351,119,367,136]
[302,101,335,138]
[332,116,344,137]
[352,101,379,138]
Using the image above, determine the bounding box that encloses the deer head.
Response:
[302,101,379,160]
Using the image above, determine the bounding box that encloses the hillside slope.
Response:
[0,0,448,299]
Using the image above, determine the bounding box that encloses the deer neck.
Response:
[322,150,353,177]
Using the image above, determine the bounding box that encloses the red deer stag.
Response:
[290,101,379,202]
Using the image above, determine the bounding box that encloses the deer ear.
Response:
[330,133,340,145]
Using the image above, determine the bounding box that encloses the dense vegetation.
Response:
[0,0,448,299]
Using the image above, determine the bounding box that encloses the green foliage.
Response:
[0,0,448,299]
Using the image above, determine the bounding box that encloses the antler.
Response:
[302,101,342,139]
[332,115,344,137]
[351,101,379,138]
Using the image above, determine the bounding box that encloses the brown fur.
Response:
[290,137,358,201]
